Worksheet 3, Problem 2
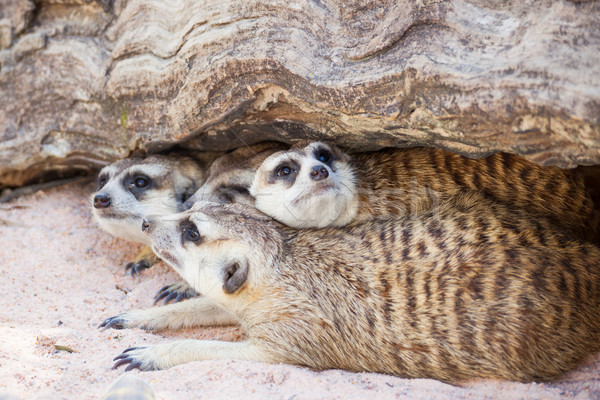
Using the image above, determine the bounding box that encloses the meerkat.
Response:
[182,141,287,209]
[250,142,600,244]
[100,195,600,382]
[91,152,214,276]
[152,141,288,303]
[92,143,285,282]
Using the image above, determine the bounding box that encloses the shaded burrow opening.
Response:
[2,136,600,216]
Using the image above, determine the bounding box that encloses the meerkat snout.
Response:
[93,193,111,208]
[310,165,329,181]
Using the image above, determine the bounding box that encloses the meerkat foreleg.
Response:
[99,297,239,331]
[125,246,160,276]
[112,339,274,371]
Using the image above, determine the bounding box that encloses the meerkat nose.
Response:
[93,193,111,208]
[141,218,152,232]
[310,166,329,181]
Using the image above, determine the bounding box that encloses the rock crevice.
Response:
[1,0,599,188]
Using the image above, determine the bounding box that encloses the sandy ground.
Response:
[1,180,599,399]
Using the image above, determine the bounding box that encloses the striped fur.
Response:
[105,194,600,382]
[251,142,599,243]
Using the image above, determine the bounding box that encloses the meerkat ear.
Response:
[222,261,249,294]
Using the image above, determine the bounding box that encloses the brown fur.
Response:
[104,193,600,382]
[351,147,600,243]
[253,141,599,242]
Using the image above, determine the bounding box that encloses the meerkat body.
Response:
[91,153,213,274]
[101,195,600,382]
[250,142,599,243]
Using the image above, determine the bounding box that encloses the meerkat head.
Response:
[249,141,358,228]
[182,142,286,209]
[91,155,206,244]
[143,202,282,304]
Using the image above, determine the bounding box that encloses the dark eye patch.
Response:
[218,190,234,204]
[180,219,202,245]
[96,173,109,190]
[269,159,300,186]
[227,185,250,196]
[217,185,251,204]
[121,172,154,200]
[313,147,335,166]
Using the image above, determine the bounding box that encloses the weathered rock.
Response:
[1,0,599,188]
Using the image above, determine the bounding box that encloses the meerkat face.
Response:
[144,202,280,303]
[91,155,205,244]
[183,164,256,208]
[250,142,359,228]
[183,142,286,210]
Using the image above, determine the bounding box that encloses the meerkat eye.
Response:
[276,165,293,177]
[132,176,150,188]
[181,221,201,243]
[183,226,200,242]
[317,150,331,163]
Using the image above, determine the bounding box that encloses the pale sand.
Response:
[0,181,599,399]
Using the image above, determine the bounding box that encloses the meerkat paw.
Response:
[98,314,136,330]
[98,307,171,331]
[153,280,199,304]
[111,340,273,371]
[125,246,159,276]
[125,260,151,276]
[112,346,160,371]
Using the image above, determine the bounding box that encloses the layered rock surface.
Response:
[1,0,599,188]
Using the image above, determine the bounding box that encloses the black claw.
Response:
[165,292,178,303]
[111,347,148,371]
[153,286,177,305]
[175,293,186,303]
[113,353,129,361]
[153,288,171,304]
[155,285,171,297]
[153,283,199,305]
[131,263,147,277]
[99,316,125,330]
[125,362,142,371]
[126,260,150,277]
[112,358,133,370]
